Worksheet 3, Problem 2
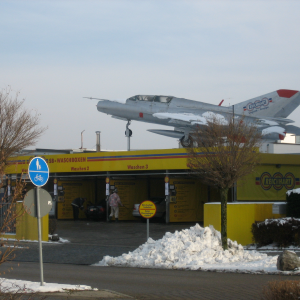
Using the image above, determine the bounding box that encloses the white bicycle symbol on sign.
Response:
[34,174,44,182]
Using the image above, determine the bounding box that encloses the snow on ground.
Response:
[94,224,291,274]
[256,217,300,227]
[5,236,70,244]
[0,278,94,293]
[287,188,300,196]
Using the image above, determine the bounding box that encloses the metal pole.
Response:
[127,136,130,151]
[126,121,131,151]
[106,172,110,222]
[96,131,101,152]
[147,219,149,240]
[81,130,85,149]
[165,170,170,224]
[36,187,44,286]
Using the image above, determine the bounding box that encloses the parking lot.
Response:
[13,220,198,265]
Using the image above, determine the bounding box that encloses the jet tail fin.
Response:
[234,89,300,118]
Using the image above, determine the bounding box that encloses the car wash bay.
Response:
[54,172,213,223]
[6,148,299,227]
[6,149,220,223]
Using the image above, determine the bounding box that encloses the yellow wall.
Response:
[57,180,95,219]
[15,202,48,241]
[204,203,285,245]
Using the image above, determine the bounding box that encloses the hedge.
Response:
[251,218,300,247]
[286,190,300,218]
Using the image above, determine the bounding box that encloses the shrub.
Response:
[251,218,300,247]
[262,280,300,300]
[0,281,47,299]
[287,191,300,218]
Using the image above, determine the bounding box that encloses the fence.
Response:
[0,197,16,234]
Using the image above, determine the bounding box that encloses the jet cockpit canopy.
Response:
[127,95,173,103]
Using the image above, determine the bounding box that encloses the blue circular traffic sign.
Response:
[28,157,49,187]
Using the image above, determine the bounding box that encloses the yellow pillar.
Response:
[15,202,49,242]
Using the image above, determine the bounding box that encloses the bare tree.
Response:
[187,116,262,249]
[0,87,46,267]
[0,87,46,165]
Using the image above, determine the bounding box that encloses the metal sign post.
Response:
[125,120,132,151]
[105,176,110,222]
[139,201,156,241]
[36,187,44,285]
[27,157,50,286]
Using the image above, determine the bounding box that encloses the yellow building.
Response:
[4,148,300,244]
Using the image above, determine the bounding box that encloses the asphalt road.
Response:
[2,220,300,299]
[3,261,300,300]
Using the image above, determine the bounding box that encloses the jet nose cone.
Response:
[97,100,110,112]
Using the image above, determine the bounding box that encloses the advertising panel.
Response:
[169,179,207,222]
[237,165,300,201]
[6,149,189,174]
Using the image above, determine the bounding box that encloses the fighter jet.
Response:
[87,89,300,147]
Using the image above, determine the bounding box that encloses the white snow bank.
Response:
[257,217,300,227]
[259,119,279,126]
[262,126,285,136]
[0,278,93,293]
[153,111,228,126]
[287,188,300,196]
[93,224,280,273]
[6,237,70,244]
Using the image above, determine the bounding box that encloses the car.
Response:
[132,197,166,222]
[85,200,106,221]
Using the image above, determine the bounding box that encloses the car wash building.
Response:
[4,146,300,244]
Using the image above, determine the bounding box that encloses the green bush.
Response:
[251,218,300,247]
[287,191,300,218]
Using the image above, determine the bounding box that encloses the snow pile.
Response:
[262,126,286,136]
[287,188,300,196]
[0,278,93,293]
[94,224,279,273]
[153,111,228,126]
[257,217,300,227]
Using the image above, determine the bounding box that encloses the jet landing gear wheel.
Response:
[180,136,193,148]
[125,129,132,137]
[125,120,132,137]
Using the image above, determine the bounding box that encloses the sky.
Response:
[1,0,300,151]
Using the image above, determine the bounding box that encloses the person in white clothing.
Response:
[108,189,123,222]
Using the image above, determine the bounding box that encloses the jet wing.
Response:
[257,117,295,137]
[147,129,185,138]
[153,112,228,126]
[284,125,300,135]
[257,117,294,126]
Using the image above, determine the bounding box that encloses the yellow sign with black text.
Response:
[139,201,156,219]
[6,149,189,174]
